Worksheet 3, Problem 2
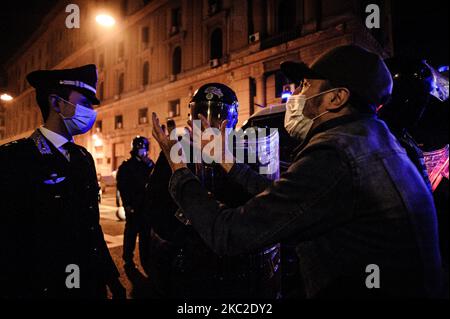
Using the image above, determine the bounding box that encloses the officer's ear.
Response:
[48,94,62,113]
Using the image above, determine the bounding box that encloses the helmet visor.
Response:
[189,101,238,128]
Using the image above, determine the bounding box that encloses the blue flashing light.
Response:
[281,91,292,101]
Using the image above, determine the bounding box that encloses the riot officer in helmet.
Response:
[189,83,239,128]
[187,83,240,196]
[146,83,281,298]
[117,136,155,270]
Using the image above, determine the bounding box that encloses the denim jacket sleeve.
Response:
[227,163,272,195]
[168,146,352,256]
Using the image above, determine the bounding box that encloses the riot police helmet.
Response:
[189,83,239,128]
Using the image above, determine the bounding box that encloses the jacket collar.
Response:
[293,112,377,155]
[28,129,70,175]
[29,128,74,161]
[39,126,73,149]
[30,129,53,156]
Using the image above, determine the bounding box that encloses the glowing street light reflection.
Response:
[95,14,116,27]
[1,94,13,101]
[92,133,103,147]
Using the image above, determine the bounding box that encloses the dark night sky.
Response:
[391,0,449,67]
[0,1,58,66]
[0,1,448,69]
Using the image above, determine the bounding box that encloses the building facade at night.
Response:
[1,0,393,176]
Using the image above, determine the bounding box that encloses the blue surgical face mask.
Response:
[57,97,97,136]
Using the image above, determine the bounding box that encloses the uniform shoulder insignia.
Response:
[0,138,34,161]
[30,130,53,155]
[0,138,29,151]
[1,138,26,147]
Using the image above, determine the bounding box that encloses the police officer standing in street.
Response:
[0,64,125,299]
[117,136,154,270]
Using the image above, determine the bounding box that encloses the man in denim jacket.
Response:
[151,45,443,298]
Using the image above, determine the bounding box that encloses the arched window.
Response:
[142,61,149,86]
[172,46,182,75]
[210,28,223,60]
[278,0,296,33]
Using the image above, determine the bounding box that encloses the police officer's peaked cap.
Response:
[27,64,100,105]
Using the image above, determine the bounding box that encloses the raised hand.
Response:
[152,112,187,172]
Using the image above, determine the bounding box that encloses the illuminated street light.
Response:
[95,14,116,27]
[0,93,13,101]
[92,133,103,147]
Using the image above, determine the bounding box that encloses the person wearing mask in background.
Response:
[117,136,155,271]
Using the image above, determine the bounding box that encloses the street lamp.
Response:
[0,93,13,102]
[92,133,103,147]
[95,14,116,27]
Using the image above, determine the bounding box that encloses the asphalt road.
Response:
[99,188,160,299]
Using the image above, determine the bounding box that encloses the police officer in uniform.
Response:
[147,83,281,298]
[0,65,125,299]
[116,136,154,270]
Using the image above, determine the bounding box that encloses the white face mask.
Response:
[284,88,340,141]
[57,97,97,136]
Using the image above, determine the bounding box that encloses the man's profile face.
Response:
[292,78,328,118]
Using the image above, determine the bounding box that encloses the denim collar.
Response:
[293,112,377,156]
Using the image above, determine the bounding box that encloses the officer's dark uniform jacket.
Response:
[147,152,280,298]
[0,129,119,298]
[168,113,444,298]
[116,156,154,213]
[117,155,154,267]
